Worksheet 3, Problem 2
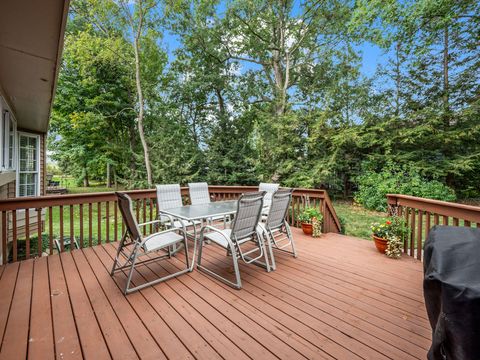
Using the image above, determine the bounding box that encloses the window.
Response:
[17,133,39,197]
[2,111,16,170]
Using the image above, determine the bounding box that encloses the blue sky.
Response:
[160,0,390,80]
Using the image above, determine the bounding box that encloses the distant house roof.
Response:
[0,0,70,133]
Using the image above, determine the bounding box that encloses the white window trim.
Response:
[16,132,40,197]
[1,110,17,171]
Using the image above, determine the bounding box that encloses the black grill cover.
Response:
[423,226,480,360]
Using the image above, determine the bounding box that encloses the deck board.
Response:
[0,260,33,360]
[28,257,55,360]
[0,228,431,359]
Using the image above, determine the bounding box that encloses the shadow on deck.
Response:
[0,228,430,359]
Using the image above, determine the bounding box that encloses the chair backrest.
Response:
[188,182,211,205]
[231,192,266,241]
[259,183,280,207]
[156,184,183,210]
[116,192,142,242]
[266,188,293,230]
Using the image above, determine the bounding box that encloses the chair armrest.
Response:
[138,219,163,227]
[157,212,175,225]
[200,225,235,248]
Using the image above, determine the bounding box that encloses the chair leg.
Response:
[197,241,242,289]
[263,230,276,271]
[183,232,190,271]
[124,250,139,295]
[111,231,127,276]
[285,223,297,258]
[196,229,205,267]
[123,242,191,295]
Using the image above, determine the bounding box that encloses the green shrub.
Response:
[355,165,456,212]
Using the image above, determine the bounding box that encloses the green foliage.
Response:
[355,164,456,211]
[49,0,480,200]
[298,207,323,224]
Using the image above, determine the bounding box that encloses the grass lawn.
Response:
[333,200,387,240]
[51,175,123,193]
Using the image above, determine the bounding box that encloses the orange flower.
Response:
[386,220,392,225]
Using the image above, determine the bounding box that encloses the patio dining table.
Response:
[159,200,238,271]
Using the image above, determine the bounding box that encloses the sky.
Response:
[160,1,390,80]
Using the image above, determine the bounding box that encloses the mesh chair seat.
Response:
[142,231,184,252]
[203,229,252,248]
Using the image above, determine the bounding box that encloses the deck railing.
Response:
[0,186,340,263]
[387,194,480,261]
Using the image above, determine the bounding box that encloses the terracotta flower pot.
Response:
[301,223,313,236]
[373,235,388,254]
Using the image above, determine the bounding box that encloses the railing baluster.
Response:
[464,220,471,227]
[69,205,74,251]
[434,214,439,225]
[88,203,93,247]
[417,210,423,260]
[106,201,110,243]
[25,208,30,259]
[114,201,118,242]
[409,209,415,257]
[12,210,17,262]
[12,210,18,262]
[79,204,83,248]
[37,208,42,258]
[48,207,53,255]
[2,212,7,263]
[404,207,409,253]
[442,216,448,226]
[143,199,147,235]
[97,202,102,245]
[59,206,64,252]
[149,199,153,234]
[136,200,140,223]
[425,211,431,239]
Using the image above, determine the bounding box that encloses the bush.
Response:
[355,165,456,212]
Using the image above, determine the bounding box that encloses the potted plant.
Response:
[371,217,408,258]
[298,207,323,236]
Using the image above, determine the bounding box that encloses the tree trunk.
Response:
[133,13,153,187]
[106,163,111,188]
[395,42,401,117]
[83,167,89,187]
[272,55,287,116]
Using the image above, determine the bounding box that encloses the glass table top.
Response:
[159,200,238,221]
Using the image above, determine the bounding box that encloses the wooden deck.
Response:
[0,228,431,359]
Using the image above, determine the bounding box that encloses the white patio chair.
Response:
[111,192,190,295]
[258,188,296,271]
[259,182,279,214]
[188,182,228,227]
[197,191,270,289]
[156,184,200,237]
